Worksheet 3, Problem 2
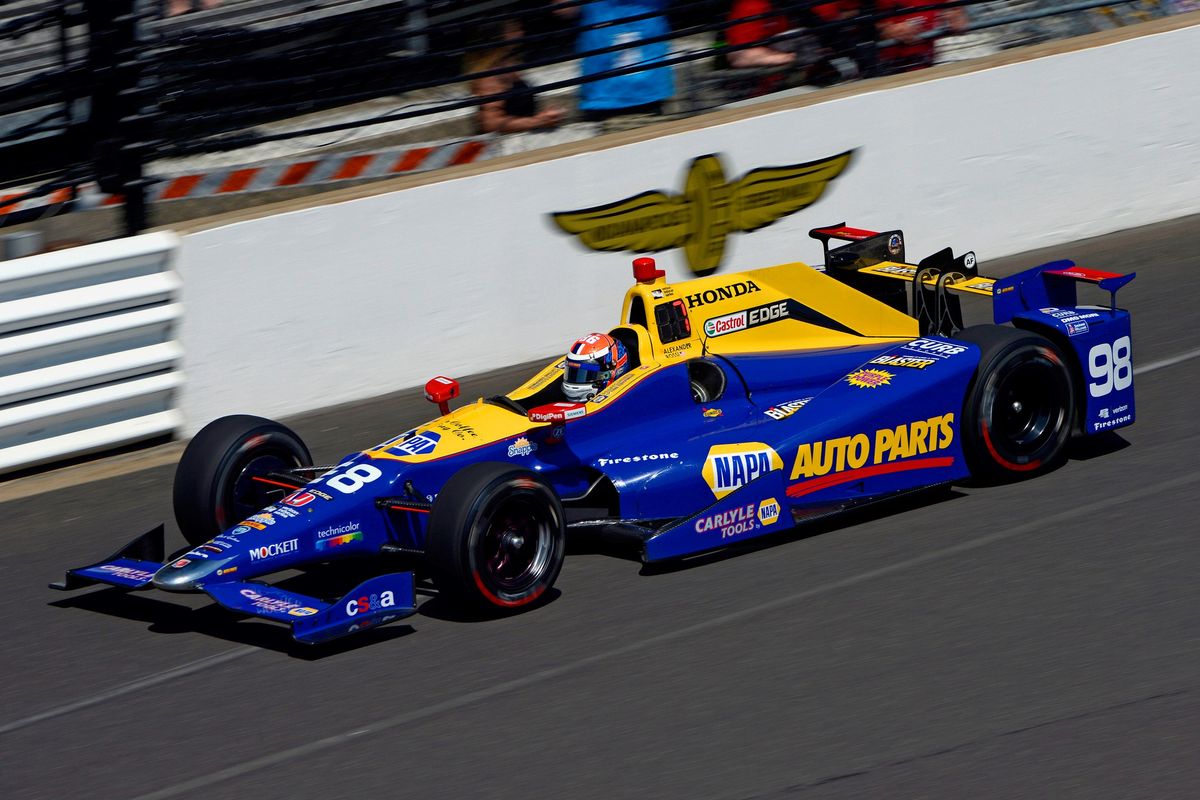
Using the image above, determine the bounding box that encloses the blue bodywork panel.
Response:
[993,261,1137,435]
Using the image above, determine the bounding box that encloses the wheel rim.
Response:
[985,349,1070,461]
[474,490,555,595]
[221,448,302,527]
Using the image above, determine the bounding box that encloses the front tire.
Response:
[426,463,566,611]
[957,326,1075,480]
[172,415,312,546]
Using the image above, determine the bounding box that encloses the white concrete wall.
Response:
[177,23,1200,431]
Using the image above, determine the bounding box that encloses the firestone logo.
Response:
[597,452,679,468]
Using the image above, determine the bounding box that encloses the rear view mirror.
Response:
[424,376,460,415]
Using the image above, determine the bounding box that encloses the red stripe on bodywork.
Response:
[811,226,879,241]
[250,475,305,490]
[786,456,955,498]
[1043,267,1122,282]
[385,504,431,514]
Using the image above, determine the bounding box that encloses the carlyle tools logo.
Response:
[550,150,855,277]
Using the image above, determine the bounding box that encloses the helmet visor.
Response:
[564,360,603,386]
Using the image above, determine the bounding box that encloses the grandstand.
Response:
[0,0,1179,241]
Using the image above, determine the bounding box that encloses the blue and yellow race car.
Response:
[53,224,1136,644]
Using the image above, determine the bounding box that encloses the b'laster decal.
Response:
[551,150,855,277]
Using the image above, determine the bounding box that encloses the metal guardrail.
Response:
[0,231,182,474]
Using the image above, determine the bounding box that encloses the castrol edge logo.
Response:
[702,442,784,499]
[703,300,789,338]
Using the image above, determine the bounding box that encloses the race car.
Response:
[53,224,1136,644]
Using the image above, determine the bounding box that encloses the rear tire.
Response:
[426,463,565,612]
[173,415,312,546]
[957,326,1075,480]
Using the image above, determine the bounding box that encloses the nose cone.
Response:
[153,555,225,592]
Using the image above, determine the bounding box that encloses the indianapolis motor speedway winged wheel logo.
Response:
[551,150,855,276]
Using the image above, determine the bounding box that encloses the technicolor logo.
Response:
[702,442,784,499]
[845,368,894,389]
[550,151,855,277]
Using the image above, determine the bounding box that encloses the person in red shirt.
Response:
[807,0,879,81]
[726,0,796,68]
[875,0,967,73]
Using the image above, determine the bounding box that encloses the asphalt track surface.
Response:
[3,216,1198,800]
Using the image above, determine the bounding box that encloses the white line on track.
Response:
[5,345,1198,745]
[1133,345,1200,375]
[127,469,1200,800]
[0,647,257,736]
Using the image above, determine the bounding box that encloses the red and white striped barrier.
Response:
[0,137,495,223]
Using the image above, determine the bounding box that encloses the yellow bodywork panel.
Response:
[858,261,996,297]
[621,260,918,365]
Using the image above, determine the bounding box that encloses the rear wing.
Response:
[809,223,993,298]
[991,259,1136,325]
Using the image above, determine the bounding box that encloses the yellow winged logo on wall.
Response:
[551,150,855,277]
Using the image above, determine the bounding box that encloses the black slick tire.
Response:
[172,415,312,546]
[426,462,566,612]
[956,325,1075,481]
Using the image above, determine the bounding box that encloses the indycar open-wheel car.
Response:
[53,223,1137,644]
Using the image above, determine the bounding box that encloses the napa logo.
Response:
[757,498,780,526]
[702,443,783,499]
[392,430,441,456]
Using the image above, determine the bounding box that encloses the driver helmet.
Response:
[563,333,629,402]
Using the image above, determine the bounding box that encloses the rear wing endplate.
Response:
[992,260,1136,324]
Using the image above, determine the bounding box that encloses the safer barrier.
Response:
[0,232,182,473]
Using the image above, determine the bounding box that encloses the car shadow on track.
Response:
[48,582,416,660]
[1066,431,1131,461]
[637,486,969,576]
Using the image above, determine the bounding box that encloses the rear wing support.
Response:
[992,261,1136,325]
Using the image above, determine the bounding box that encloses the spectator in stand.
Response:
[553,1,674,122]
[874,0,967,73]
[725,0,796,68]
[807,1,880,83]
[166,0,220,15]
[467,21,566,134]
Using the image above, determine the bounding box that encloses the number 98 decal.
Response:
[1088,336,1132,398]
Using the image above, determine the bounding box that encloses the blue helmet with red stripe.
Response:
[563,333,629,401]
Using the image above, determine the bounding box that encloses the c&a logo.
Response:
[345,591,397,617]
[702,443,783,499]
[551,151,855,277]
